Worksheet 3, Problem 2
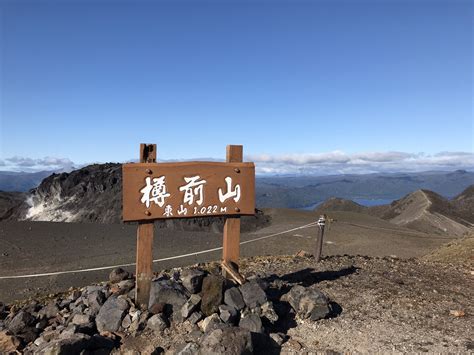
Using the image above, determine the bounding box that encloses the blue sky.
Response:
[0,0,472,174]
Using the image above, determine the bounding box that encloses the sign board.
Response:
[123,161,255,222]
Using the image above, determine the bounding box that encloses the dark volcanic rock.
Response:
[201,275,225,316]
[37,333,91,354]
[180,269,205,294]
[239,313,263,333]
[286,285,330,321]
[239,280,267,309]
[181,294,201,319]
[224,287,245,311]
[7,311,34,334]
[95,296,129,333]
[148,279,188,319]
[199,327,253,355]
[147,314,168,333]
[109,268,130,283]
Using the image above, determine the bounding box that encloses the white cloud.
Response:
[1,156,76,172]
[246,151,474,175]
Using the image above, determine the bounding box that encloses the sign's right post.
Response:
[222,145,243,272]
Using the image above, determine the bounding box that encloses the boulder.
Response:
[239,281,267,309]
[239,312,263,333]
[7,311,34,334]
[148,280,188,318]
[201,275,225,316]
[218,305,238,324]
[38,303,60,319]
[180,269,205,294]
[200,313,223,333]
[199,327,253,354]
[86,290,106,315]
[287,285,330,321]
[188,311,204,325]
[224,287,245,311]
[95,296,129,333]
[71,314,92,326]
[37,333,91,355]
[261,301,278,323]
[109,267,130,283]
[181,294,201,319]
[147,314,168,333]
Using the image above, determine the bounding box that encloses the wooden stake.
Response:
[222,145,242,274]
[135,143,156,308]
[315,214,326,262]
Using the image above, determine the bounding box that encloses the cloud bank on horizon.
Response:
[1,151,473,175]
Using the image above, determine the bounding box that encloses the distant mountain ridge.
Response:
[0,170,55,192]
[257,169,474,208]
[0,163,473,232]
[315,186,474,237]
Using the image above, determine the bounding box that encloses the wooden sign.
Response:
[122,162,255,222]
[126,144,253,308]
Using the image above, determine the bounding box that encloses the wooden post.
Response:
[135,143,156,308]
[222,145,243,273]
[315,214,326,262]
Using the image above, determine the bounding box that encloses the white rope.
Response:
[0,221,318,280]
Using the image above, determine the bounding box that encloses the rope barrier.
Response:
[0,221,318,280]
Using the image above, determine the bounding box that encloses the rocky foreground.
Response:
[0,253,472,354]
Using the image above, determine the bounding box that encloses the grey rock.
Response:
[121,314,132,329]
[95,296,129,333]
[176,342,200,355]
[201,275,225,316]
[239,281,267,309]
[38,303,60,319]
[37,333,91,355]
[181,294,201,320]
[239,313,263,333]
[218,305,238,324]
[180,269,205,294]
[147,314,168,333]
[71,314,92,325]
[224,287,245,311]
[188,311,204,325]
[261,301,278,323]
[68,290,82,301]
[59,324,78,339]
[86,290,106,315]
[199,327,253,355]
[7,311,34,334]
[148,280,188,319]
[109,267,130,283]
[200,313,222,333]
[287,285,330,321]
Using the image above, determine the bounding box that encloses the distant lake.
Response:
[301,198,394,211]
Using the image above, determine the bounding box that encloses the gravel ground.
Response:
[115,253,473,354]
[237,254,473,354]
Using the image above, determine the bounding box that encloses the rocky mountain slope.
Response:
[315,187,474,237]
[0,163,270,232]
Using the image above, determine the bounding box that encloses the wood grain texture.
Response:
[136,143,156,308]
[222,145,243,268]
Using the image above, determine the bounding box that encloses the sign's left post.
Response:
[135,143,156,308]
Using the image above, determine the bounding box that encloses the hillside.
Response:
[313,197,367,215]
[452,185,474,223]
[0,170,54,192]
[1,163,269,232]
[257,170,474,208]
